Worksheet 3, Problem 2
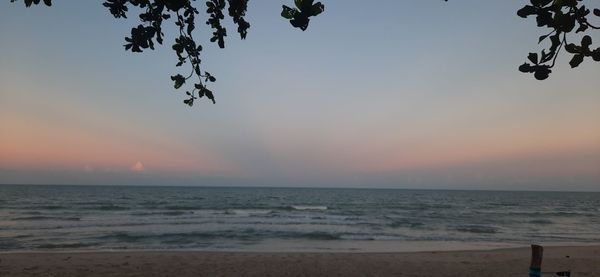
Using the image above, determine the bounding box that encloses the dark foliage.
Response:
[12,0,324,106]
[518,0,600,80]
[280,0,324,31]
[11,0,599,105]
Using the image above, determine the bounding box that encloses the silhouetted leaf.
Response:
[528,52,538,64]
[519,63,533,73]
[517,5,537,18]
[281,5,297,19]
[171,74,186,89]
[534,66,551,80]
[290,15,310,31]
[581,35,592,49]
[565,43,579,53]
[569,54,584,68]
[592,49,600,61]
[311,2,324,16]
[204,89,216,104]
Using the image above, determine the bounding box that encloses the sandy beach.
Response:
[1,245,599,277]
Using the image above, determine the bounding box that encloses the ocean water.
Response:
[0,185,599,252]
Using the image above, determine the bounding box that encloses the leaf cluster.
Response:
[15,0,323,106]
[10,0,51,7]
[18,0,598,104]
[518,0,600,80]
[280,0,324,31]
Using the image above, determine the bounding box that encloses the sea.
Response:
[1,185,599,252]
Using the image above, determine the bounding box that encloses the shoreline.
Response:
[1,245,599,276]
[2,241,599,254]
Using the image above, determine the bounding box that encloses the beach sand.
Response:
[1,246,599,277]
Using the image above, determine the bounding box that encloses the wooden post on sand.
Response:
[529,244,543,277]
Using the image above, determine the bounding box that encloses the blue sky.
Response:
[1,1,599,190]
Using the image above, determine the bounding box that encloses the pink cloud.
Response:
[130,161,145,172]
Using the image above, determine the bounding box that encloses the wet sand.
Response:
[1,245,599,277]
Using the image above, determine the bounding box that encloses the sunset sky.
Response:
[1,1,599,190]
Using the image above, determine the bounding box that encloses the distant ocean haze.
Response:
[0,185,599,252]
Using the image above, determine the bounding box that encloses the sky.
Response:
[0,1,599,191]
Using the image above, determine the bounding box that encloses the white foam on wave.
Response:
[225,209,274,216]
[291,205,328,211]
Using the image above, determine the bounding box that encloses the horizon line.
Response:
[1,183,598,193]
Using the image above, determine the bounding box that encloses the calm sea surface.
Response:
[0,185,599,252]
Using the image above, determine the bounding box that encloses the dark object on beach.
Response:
[530,244,543,277]
[529,245,571,277]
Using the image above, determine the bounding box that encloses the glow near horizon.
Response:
[0,1,599,190]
